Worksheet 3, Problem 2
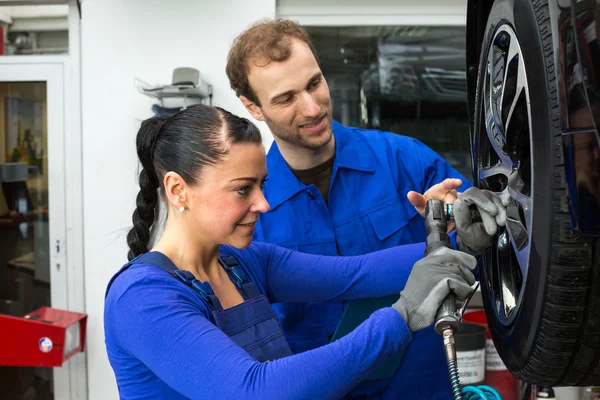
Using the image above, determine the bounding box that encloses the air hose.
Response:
[447,355,503,399]
[439,317,503,400]
[423,200,504,400]
[462,385,503,399]
[444,355,503,399]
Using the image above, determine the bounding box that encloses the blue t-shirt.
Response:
[104,242,418,399]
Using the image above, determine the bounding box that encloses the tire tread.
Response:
[486,0,600,386]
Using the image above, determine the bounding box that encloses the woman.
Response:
[104,104,476,399]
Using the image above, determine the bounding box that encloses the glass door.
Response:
[0,63,68,400]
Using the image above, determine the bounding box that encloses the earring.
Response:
[179,206,185,212]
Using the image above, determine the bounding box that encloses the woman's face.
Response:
[186,142,270,249]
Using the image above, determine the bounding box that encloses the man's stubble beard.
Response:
[263,103,333,150]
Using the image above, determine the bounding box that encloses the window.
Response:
[305,25,472,180]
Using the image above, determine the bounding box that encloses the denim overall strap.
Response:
[105,252,222,310]
[218,254,260,300]
[105,252,176,298]
[172,270,222,311]
[213,253,293,362]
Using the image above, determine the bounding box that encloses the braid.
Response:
[126,169,159,260]
[126,116,166,261]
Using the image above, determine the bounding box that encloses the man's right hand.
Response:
[392,247,477,332]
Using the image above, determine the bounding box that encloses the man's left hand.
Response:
[407,178,463,216]
[408,178,463,232]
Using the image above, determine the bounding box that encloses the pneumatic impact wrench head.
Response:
[424,199,460,336]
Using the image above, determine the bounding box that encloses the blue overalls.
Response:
[105,251,293,363]
[255,121,471,399]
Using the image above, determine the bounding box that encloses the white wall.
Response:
[80,1,276,398]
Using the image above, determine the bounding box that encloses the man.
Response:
[226,19,504,399]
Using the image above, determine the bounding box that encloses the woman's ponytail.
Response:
[126,117,167,260]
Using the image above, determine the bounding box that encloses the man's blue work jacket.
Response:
[254,121,471,399]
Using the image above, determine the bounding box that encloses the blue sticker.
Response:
[39,337,53,353]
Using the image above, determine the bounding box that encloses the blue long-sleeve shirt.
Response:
[104,241,424,399]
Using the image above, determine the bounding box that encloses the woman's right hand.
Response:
[392,247,477,332]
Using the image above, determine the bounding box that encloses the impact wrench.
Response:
[424,199,491,400]
[424,199,464,399]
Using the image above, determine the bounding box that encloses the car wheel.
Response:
[472,0,600,386]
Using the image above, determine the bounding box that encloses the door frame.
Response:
[0,49,86,400]
[0,2,85,398]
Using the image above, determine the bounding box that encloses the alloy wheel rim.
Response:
[477,24,534,326]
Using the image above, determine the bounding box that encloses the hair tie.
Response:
[150,117,168,157]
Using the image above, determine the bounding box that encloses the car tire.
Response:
[472,0,600,386]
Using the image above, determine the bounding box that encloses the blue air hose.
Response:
[462,385,503,399]
[447,355,503,399]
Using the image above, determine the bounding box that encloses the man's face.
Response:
[245,38,333,150]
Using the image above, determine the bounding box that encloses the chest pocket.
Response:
[366,199,424,249]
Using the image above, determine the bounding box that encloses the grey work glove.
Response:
[392,247,477,332]
[454,187,510,255]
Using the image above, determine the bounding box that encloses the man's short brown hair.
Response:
[226,18,320,106]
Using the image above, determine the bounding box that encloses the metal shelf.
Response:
[135,77,213,108]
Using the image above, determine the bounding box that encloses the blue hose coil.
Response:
[462,385,503,399]
[447,357,503,399]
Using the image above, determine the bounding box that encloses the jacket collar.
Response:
[331,120,375,173]
[264,120,375,210]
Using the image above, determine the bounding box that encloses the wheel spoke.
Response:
[507,224,529,279]
[486,246,505,318]
[490,45,506,133]
[508,181,533,223]
[497,232,514,317]
[493,230,517,319]
[484,97,513,171]
[506,184,533,278]
[480,162,513,181]
[484,40,513,176]
[501,33,528,135]
[502,280,517,317]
